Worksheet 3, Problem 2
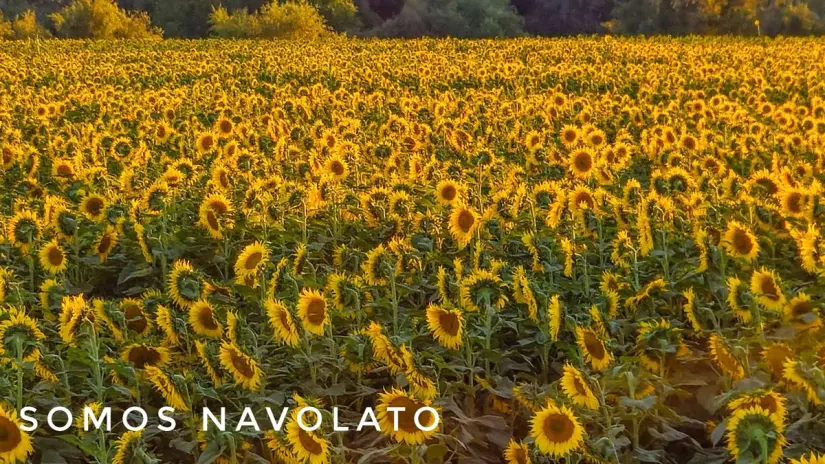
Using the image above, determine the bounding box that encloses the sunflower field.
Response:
[2,37,825,464]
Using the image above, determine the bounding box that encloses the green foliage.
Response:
[372,0,524,37]
[209,0,329,39]
[0,12,11,37]
[308,0,359,30]
[0,9,50,38]
[50,0,161,38]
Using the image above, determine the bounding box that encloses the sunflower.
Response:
[80,194,107,222]
[761,343,793,381]
[576,326,612,371]
[38,239,67,274]
[723,221,760,262]
[94,226,118,262]
[750,267,786,311]
[121,343,170,369]
[681,288,703,333]
[560,364,599,410]
[121,298,151,336]
[503,439,531,464]
[530,403,584,458]
[726,407,786,464]
[234,241,268,279]
[145,365,188,411]
[783,359,824,405]
[286,410,330,464]
[436,179,461,205]
[59,294,88,344]
[708,333,745,380]
[155,305,180,345]
[297,288,329,336]
[6,210,40,254]
[188,300,222,338]
[264,298,300,347]
[636,319,689,373]
[112,430,143,464]
[569,148,595,179]
[376,388,440,445]
[197,194,233,240]
[362,244,393,286]
[325,154,348,181]
[460,269,507,312]
[195,340,223,387]
[51,206,77,240]
[219,342,263,391]
[560,124,581,147]
[0,405,33,464]
[196,131,218,154]
[726,276,752,323]
[425,304,463,349]
[449,204,480,248]
[0,310,45,362]
[168,260,204,308]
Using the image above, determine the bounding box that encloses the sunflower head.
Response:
[297,288,329,336]
[726,407,786,464]
[0,405,34,464]
[530,403,584,458]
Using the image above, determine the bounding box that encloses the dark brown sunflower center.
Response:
[575,192,594,209]
[438,311,460,336]
[219,121,232,134]
[759,278,779,300]
[244,252,263,270]
[457,210,475,233]
[440,185,457,201]
[229,349,255,378]
[86,198,103,215]
[206,211,220,230]
[787,192,803,213]
[98,235,112,254]
[306,299,326,325]
[125,304,148,334]
[198,307,219,330]
[573,152,592,172]
[731,229,753,254]
[388,397,432,433]
[57,164,73,176]
[542,413,575,443]
[330,160,345,176]
[0,416,23,452]
[128,345,161,369]
[563,130,577,143]
[298,428,324,455]
[48,246,64,266]
[583,331,606,359]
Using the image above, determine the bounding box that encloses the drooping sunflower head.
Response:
[728,390,786,421]
[0,310,45,363]
[576,326,612,371]
[503,439,531,464]
[726,276,753,322]
[708,333,745,381]
[234,241,269,279]
[635,319,687,373]
[459,269,507,312]
[6,210,40,254]
[265,298,300,348]
[286,410,330,464]
[750,267,786,312]
[783,359,825,405]
[168,260,204,308]
[784,292,820,329]
[761,343,793,381]
[112,430,144,464]
[362,244,393,286]
[725,406,786,464]
[560,364,599,410]
[121,298,151,336]
[530,403,584,458]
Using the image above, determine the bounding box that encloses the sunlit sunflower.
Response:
[196,131,218,154]
[145,366,188,411]
[784,292,821,329]
[0,310,45,362]
[791,453,825,464]
[568,148,595,179]
[750,267,786,311]
[449,204,480,248]
[726,276,753,323]
[197,193,233,240]
[530,403,584,458]
[560,124,581,147]
[121,343,170,369]
[325,154,348,181]
[636,319,689,373]
[297,288,329,336]
[576,326,612,371]
[708,333,745,380]
[726,407,786,464]
[425,304,463,349]
[38,239,67,274]
[188,300,222,338]
[168,260,204,308]
[548,295,563,341]
[376,388,439,445]
[219,342,263,391]
[761,343,793,381]
[560,364,599,410]
[286,410,330,464]
[723,221,759,262]
[155,305,180,346]
[0,405,33,464]
[265,298,300,347]
[436,180,462,205]
[503,439,531,464]
[234,241,269,279]
[59,294,88,344]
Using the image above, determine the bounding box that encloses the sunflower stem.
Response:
[390,271,399,338]
[14,337,24,412]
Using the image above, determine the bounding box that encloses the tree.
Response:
[371,0,524,37]
[50,0,161,37]
[209,0,329,38]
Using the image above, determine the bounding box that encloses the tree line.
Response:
[1,0,824,39]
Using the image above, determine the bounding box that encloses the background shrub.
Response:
[50,0,161,38]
